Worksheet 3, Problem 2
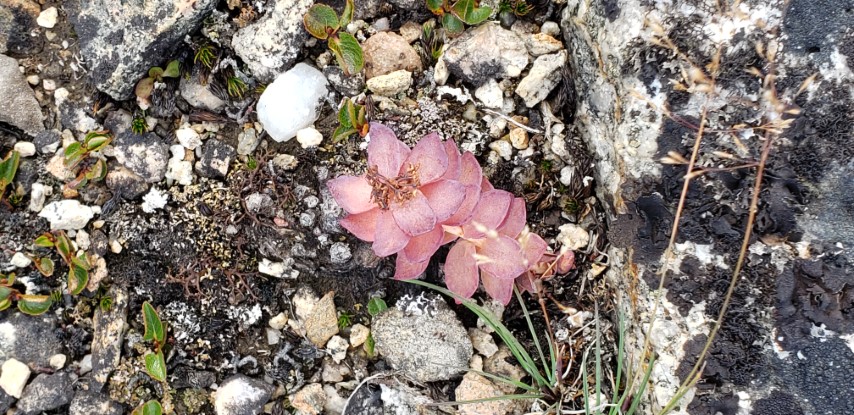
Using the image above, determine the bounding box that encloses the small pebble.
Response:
[49,354,67,370]
[37,7,58,28]
[26,75,40,85]
[509,128,528,150]
[349,324,370,347]
[296,127,323,149]
[109,239,123,254]
[489,140,513,161]
[42,79,56,91]
[269,313,288,330]
[13,141,36,157]
[10,252,31,268]
[541,21,560,37]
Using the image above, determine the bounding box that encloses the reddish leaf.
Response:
[462,190,513,239]
[443,184,481,226]
[402,225,444,263]
[444,240,479,300]
[458,152,482,186]
[373,209,410,257]
[477,235,526,280]
[393,255,429,280]
[481,270,514,305]
[497,198,526,238]
[403,132,448,184]
[520,232,548,269]
[391,191,437,236]
[420,179,466,222]
[441,140,461,181]
[480,176,494,191]
[367,123,409,178]
[327,175,375,214]
[339,208,380,242]
[556,250,576,274]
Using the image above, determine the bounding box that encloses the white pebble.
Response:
[49,354,67,370]
[36,7,58,28]
[13,141,36,157]
[10,252,31,268]
[296,127,323,149]
[489,140,513,161]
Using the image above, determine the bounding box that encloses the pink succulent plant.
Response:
[327,122,575,305]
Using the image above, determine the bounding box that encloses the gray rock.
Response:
[304,291,339,347]
[54,88,99,133]
[90,287,128,389]
[362,32,423,79]
[245,192,274,217]
[0,313,62,368]
[171,367,216,389]
[113,132,169,183]
[16,372,73,415]
[33,130,60,154]
[387,0,422,9]
[180,70,226,111]
[0,388,13,413]
[328,242,351,264]
[66,0,217,100]
[194,138,236,179]
[214,374,273,415]
[231,0,313,82]
[69,391,123,415]
[106,165,149,200]
[515,50,566,108]
[372,297,473,382]
[323,66,365,97]
[442,23,529,86]
[0,0,42,56]
[0,54,44,136]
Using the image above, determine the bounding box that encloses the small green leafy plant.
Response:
[131,400,163,415]
[426,0,492,36]
[194,44,216,69]
[142,301,168,382]
[63,131,111,191]
[362,297,387,357]
[0,273,54,316]
[303,0,363,75]
[131,112,148,135]
[337,311,353,329]
[332,98,369,143]
[226,76,248,98]
[0,150,21,206]
[420,21,444,63]
[33,230,92,296]
[498,0,533,16]
[135,60,181,105]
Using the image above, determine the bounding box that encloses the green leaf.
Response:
[162,60,180,78]
[426,0,445,13]
[0,150,21,196]
[34,233,54,248]
[452,0,492,25]
[131,400,163,415]
[366,297,388,317]
[86,159,109,182]
[33,257,55,277]
[142,301,166,344]
[442,13,465,35]
[0,286,12,302]
[84,132,112,153]
[332,126,358,143]
[340,0,354,27]
[0,297,11,312]
[144,351,167,382]
[63,142,85,168]
[148,67,164,79]
[67,264,88,296]
[135,77,155,99]
[364,333,375,357]
[17,295,53,315]
[303,4,340,40]
[328,32,364,75]
[54,232,73,263]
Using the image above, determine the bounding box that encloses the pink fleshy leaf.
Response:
[420,179,467,222]
[481,270,515,305]
[394,255,429,280]
[477,235,527,280]
[327,175,375,214]
[391,191,437,236]
[515,272,537,294]
[339,208,380,242]
[441,140,461,181]
[458,152,483,186]
[444,240,479,300]
[403,132,448,184]
[497,198,527,238]
[367,123,410,178]
[443,184,481,226]
[373,208,410,257]
[462,190,513,239]
[556,250,576,274]
[442,231,459,245]
[480,176,494,192]
[402,225,444,263]
[520,232,548,269]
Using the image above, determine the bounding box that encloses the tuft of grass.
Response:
[194,44,217,69]
[226,76,248,98]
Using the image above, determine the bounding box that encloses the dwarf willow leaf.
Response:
[162,60,180,78]
[135,77,155,99]
[340,0,354,27]
[0,286,12,302]
[442,13,465,35]
[34,234,54,248]
[303,4,340,40]
[452,0,492,24]
[426,0,444,13]
[34,257,55,277]
[84,132,112,153]
[131,400,163,415]
[144,351,167,382]
[0,297,11,312]
[67,264,88,296]
[142,301,165,344]
[329,32,364,75]
[367,297,388,317]
[17,295,52,315]
[0,150,20,196]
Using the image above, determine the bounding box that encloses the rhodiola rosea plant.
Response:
[328,123,574,304]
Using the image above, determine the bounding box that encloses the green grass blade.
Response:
[626,354,656,415]
[463,367,539,392]
[609,313,627,415]
[581,344,591,415]
[426,394,544,406]
[514,287,554,386]
[594,305,603,414]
